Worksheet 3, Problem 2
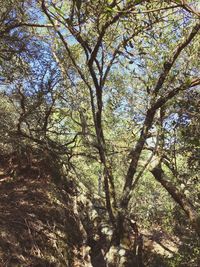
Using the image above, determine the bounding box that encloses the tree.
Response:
[39,1,200,265]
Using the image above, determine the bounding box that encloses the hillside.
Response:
[0,163,88,266]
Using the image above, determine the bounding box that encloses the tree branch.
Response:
[151,163,200,237]
[154,22,200,95]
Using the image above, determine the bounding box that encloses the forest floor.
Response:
[0,165,182,266]
[0,165,86,266]
[142,228,180,257]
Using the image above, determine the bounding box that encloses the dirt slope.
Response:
[0,167,86,266]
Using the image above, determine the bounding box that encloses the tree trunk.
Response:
[105,216,144,267]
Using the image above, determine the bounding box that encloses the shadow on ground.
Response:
[0,167,83,266]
